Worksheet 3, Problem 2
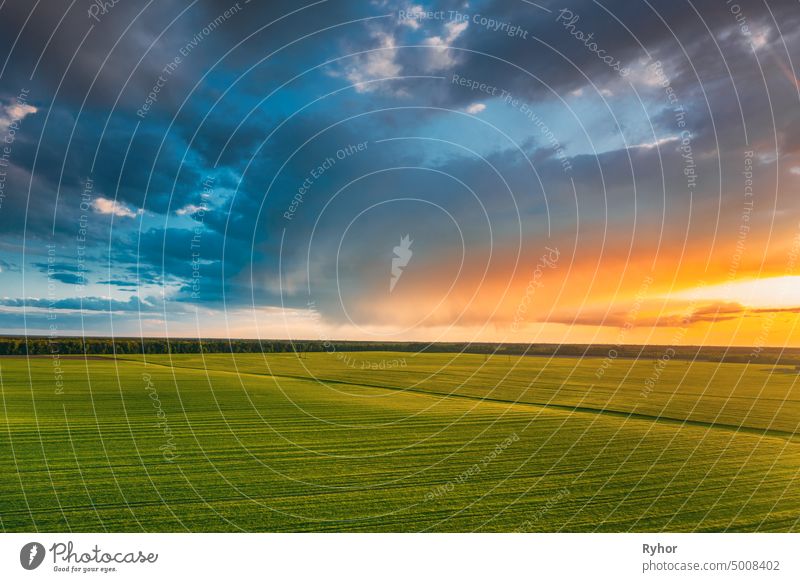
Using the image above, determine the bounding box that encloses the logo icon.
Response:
[20,542,45,570]
[390,234,413,292]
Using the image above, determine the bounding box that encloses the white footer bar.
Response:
[1,533,796,581]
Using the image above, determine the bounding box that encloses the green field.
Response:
[1,351,798,532]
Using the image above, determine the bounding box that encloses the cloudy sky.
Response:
[0,0,799,347]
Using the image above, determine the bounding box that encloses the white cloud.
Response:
[752,32,769,49]
[0,101,37,132]
[465,102,486,115]
[338,14,468,91]
[746,25,771,50]
[631,135,679,150]
[422,20,468,71]
[398,4,424,29]
[757,151,778,165]
[92,197,142,219]
[176,203,208,216]
[627,59,671,89]
[343,31,402,93]
[444,20,468,43]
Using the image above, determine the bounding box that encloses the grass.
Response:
[1,351,798,532]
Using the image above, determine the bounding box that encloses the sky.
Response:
[0,0,799,347]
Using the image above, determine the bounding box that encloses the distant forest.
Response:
[1,336,799,366]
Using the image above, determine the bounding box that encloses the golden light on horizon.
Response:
[670,276,800,310]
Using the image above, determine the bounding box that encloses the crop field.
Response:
[1,351,799,532]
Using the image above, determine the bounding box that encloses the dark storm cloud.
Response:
[357,0,800,162]
[1,0,798,336]
[0,295,152,312]
[96,278,138,288]
[0,0,381,234]
[390,0,800,103]
[31,261,84,284]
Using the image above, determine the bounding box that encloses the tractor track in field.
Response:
[116,358,800,443]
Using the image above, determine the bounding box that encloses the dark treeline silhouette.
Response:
[1,336,799,366]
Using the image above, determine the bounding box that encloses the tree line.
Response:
[0,336,797,366]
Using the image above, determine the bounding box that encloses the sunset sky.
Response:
[0,0,798,347]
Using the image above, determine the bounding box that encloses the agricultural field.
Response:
[1,351,798,532]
